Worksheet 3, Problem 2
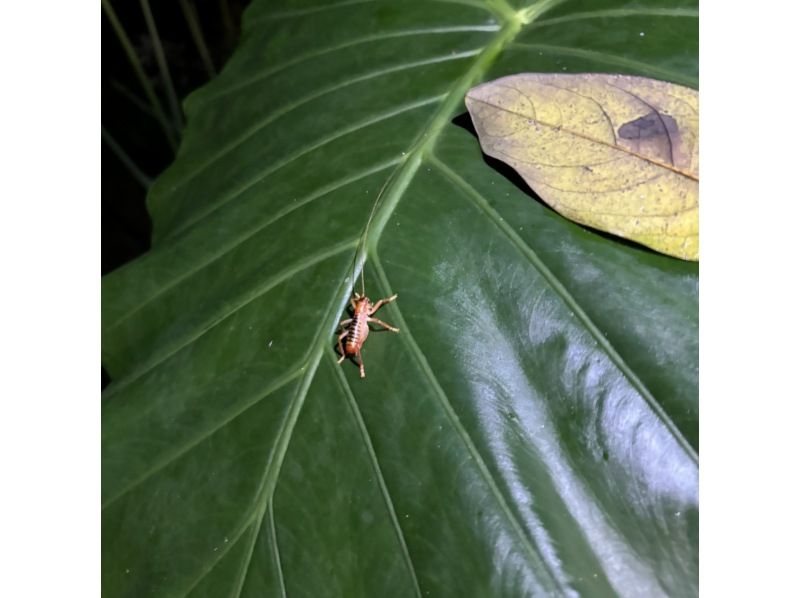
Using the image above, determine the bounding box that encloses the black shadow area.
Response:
[451,112,550,210]
[450,112,671,260]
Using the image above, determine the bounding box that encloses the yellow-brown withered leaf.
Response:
[465,73,698,260]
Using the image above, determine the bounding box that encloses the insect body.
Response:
[336,292,399,378]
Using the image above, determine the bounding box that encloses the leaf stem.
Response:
[178,0,217,79]
[139,0,185,131]
[101,0,178,151]
[101,126,153,189]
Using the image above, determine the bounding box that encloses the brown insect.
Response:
[336,292,399,378]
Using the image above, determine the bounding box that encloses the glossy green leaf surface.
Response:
[102,0,699,596]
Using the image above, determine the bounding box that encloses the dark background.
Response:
[102,0,250,276]
[103,0,250,388]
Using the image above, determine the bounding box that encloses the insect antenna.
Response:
[351,168,397,297]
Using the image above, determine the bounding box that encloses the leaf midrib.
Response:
[465,93,699,181]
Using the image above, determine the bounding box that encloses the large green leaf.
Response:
[102,0,699,596]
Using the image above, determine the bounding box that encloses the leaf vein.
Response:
[106,159,402,332]
[269,499,288,598]
[466,94,698,180]
[104,238,357,396]
[180,514,262,596]
[529,7,698,29]
[166,94,447,240]
[231,512,266,598]
[512,43,698,87]
[164,51,480,199]
[428,155,698,464]
[101,367,303,509]
[202,26,500,103]
[371,254,563,595]
[327,352,423,598]
[255,0,378,20]
[220,271,357,597]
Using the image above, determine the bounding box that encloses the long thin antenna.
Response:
[351,170,396,297]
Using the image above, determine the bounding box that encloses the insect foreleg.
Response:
[367,317,400,333]
[369,294,397,315]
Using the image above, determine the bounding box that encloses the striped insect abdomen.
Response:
[345,312,369,355]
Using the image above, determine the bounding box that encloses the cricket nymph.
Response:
[345,296,372,355]
[336,292,399,378]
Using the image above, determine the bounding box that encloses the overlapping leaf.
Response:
[466,73,699,259]
[102,0,699,596]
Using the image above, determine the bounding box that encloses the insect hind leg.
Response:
[336,331,347,364]
[368,317,399,333]
[357,350,366,378]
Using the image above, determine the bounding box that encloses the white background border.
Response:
[1,0,799,595]
[0,1,99,595]
[701,0,800,595]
